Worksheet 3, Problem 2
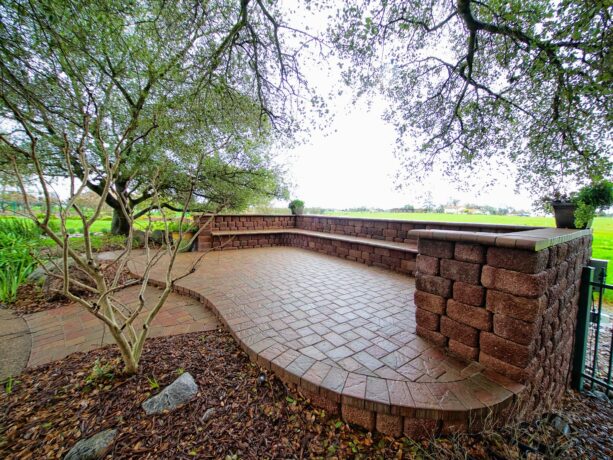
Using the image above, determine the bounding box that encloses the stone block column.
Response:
[411,228,593,415]
[195,215,213,251]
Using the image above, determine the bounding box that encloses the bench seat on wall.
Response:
[209,228,417,275]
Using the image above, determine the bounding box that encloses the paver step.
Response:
[128,247,522,436]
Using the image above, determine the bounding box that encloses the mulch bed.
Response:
[7,284,72,316]
[1,329,611,459]
[7,263,136,316]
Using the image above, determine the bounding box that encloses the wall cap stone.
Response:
[198,213,542,232]
[409,228,591,252]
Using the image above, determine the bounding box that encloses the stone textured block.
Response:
[416,326,448,347]
[487,247,549,274]
[493,314,540,346]
[440,316,479,347]
[481,266,549,298]
[440,259,481,285]
[401,259,416,272]
[453,282,484,307]
[454,243,485,263]
[440,420,469,436]
[403,418,439,439]
[416,254,439,275]
[415,308,440,331]
[485,290,547,323]
[414,291,446,315]
[479,351,529,382]
[376,413,403,437]
[447,299,492,331]
[342,404,376,431]
[449,339,479,362]
[300,388,340,415]
[480,332,534,369]
[415,274,453,298]
[418,239,454,259]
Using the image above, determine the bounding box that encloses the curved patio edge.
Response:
[127,251,524,437]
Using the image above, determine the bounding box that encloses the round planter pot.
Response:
[551,202,577,229]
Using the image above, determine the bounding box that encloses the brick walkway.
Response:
[24,285,219,368]
[0,309,30,381]
[130,247,522,435]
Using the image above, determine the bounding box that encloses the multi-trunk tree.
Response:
[0,0,308,234]
[0,0,311,373]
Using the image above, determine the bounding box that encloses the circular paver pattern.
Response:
[131,247,521,419]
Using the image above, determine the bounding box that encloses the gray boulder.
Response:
[549,415,570,435]
[142,372,198,415]
[27,258,71,285]
[27,258,93,300]
[589,390,612,404]
[64,428,117,460]
[132,230,146,247]
[150,229,168,245]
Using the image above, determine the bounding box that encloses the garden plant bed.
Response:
[5,283,72,316]
[5,263,136,316]
[1,330,611,459]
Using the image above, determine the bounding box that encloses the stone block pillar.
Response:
[411,228,592,415]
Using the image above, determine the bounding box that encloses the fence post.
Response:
[572,266,594,391]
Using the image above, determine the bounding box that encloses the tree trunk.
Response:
[111,208,131,235]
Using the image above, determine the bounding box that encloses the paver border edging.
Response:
[126,253,524,436]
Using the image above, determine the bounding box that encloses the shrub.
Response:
[47,218,61,233]
[168,221,197,233]
[573,180,613,228]
[288,199,305,215]
[0,218,41,241]
[0,237,36,303]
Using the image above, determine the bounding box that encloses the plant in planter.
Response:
[547,191,576,229]
[288,199,305,215]
[573,180,613,228]
[168,221,198,250]
[546,180,613,229]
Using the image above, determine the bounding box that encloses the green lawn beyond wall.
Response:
[2,212,611,302]
[326,212,613,303]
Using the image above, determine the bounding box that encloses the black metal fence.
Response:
[572,261,612,395]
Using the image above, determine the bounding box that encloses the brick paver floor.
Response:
[24,285,219,368]
[130,247,521,424]
[0,309,30,381]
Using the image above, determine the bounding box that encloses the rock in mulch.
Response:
[64,428,116,460]
[2,331,611,459]
[588,389,612,404]
[549,414,571,435]
[201,407,217,423]
[142,372,198,415]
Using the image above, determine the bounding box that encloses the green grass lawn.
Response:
[326,211,613,302]
[62,217,112,233]
[3,212,611,301]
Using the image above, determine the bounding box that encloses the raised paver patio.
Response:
[130,246,522,434]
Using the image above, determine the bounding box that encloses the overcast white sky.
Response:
[277,98,534,210]
[275,3,535,211]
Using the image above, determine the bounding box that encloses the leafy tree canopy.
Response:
[331,0,612,196]
[0,0,307,233]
